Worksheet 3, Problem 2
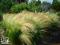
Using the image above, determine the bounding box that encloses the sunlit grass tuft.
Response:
[3,11,59,45]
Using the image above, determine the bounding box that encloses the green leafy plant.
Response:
[0,0,15,12]
[52,0,60,11]
[27,1,41,12]
[11,3,27,13]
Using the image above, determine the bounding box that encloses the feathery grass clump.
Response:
[3,11,59,45]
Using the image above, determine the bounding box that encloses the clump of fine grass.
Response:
[3,11,59,45]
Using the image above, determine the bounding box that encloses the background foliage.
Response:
[52,0,60,11]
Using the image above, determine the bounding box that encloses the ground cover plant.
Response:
[3,11,59,45]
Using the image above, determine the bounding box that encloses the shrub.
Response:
[52,0,60,11]
[0,0,15,12]
[3,12,59,45]
[27,1,41,12]
[11,1,41,13]
[0,12,3,21]
[11,3,27,13]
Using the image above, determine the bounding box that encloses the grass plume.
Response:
[3,11,59,45]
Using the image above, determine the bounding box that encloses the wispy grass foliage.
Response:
[3,11,59,45]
